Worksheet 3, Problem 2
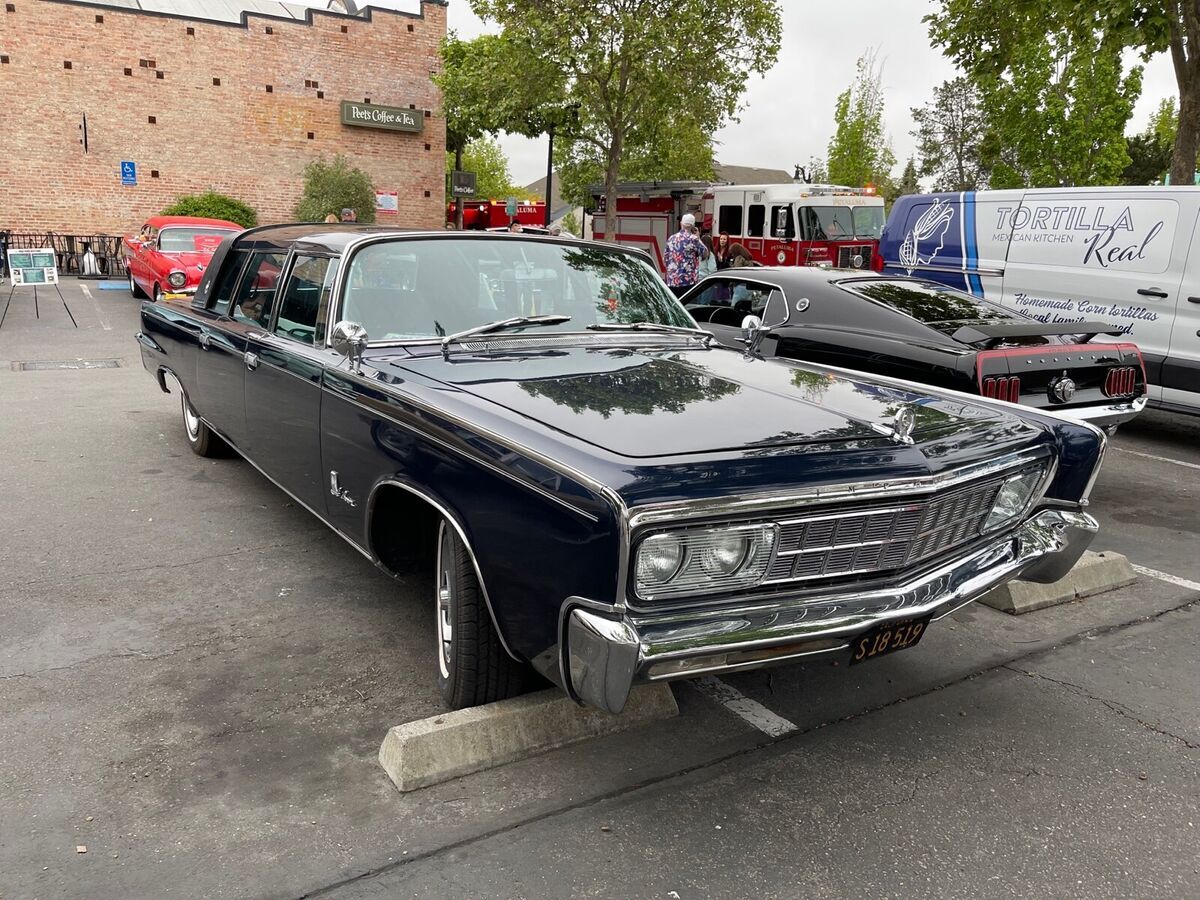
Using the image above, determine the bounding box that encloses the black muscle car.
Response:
[137,225,1105,714]
[683,268,1147,433]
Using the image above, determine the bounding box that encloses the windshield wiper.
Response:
[586,321,712,344]
[440,314,571,359]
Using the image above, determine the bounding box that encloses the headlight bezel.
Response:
[167,271,187,289]
[632,522,778,603]
[981,467,1050,534]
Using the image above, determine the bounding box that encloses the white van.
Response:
[879,187,1200,416]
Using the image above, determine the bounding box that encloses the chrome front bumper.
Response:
[564,508,1098,714]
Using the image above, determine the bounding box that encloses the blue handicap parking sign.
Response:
[121,161,137,186]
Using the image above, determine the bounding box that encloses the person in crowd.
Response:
[714,231,732,269]
[663,213,708,298]
[324,213,340,224]
[699,233,718,278]
[727,242,755,268]
[508,220,523,233]
[340,207,357,223]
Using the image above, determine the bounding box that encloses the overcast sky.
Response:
[433,0,1177,187]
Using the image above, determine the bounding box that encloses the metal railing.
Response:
[0,232,127,279]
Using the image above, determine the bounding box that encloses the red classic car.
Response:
[124,215,242,301]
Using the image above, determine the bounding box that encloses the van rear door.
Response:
[1164,209,1200,412]
[998,191,1185,398]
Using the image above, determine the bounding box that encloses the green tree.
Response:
[294,155,375,223]
[882,158,921,204]
[1123,98,1178,184]
[911,77,989,191]
[445,136,528,201]
[560,210,581,237]
[927,1,1197,184]
[161,191,257,228]
[827,50,896,189]
[469,0,782,237]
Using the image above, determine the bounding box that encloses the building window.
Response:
[124,67,131,75]
[316,90,324,99]
[341,24,348,33]
[1,55,9,65]
[148,115,156,124]
[212,77,220,86]
[307,132,314,140]
[424,143,430,151]
[424,110,431,118]
[63,60,72,69]
[265,84,273,93]
[4,4,14,12]
[139,58,155,68]
[151,170,160,178]
[155,70,164,79]
[95,13,103,22]
[407,23,413,32]
[265,26,273,34]
[424,190,431,198]
[186,26,194,36]
[363,96,370,103]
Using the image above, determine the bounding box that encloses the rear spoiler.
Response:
[952,321,1124,348]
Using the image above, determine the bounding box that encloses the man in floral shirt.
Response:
[664,213,709,297]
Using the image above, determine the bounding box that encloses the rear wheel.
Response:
[180,389,227,458]
[128,269,146,299]
[435,519,527,709]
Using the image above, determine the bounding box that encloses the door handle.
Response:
[244,351,259,371]
[1188,296,1200,304]
[199,332,211,350]
[1137,287,1169,298]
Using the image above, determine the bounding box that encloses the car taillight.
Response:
[981,376,1021,403]
[1103,366,1139,398]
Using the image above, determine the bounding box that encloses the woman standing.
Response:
[714,231,732,269]
[699,234,718,278]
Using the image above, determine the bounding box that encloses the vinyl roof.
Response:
[70,0,422,26]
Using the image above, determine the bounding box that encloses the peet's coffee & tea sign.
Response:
[340,100,424,134]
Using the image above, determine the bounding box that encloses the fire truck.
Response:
[590,180,885,272]
[448,199,547,230]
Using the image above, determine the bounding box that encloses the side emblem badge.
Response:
[795,297,810,313]
[872,404,917,445]
[329,470,357,507]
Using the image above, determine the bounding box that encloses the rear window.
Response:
[845,279,1026,334]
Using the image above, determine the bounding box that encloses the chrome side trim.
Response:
[366,477,521,661]
[626,447,1050,530]
[333,390,599,523]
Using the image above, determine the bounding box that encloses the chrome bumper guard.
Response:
[566,508,1098,714]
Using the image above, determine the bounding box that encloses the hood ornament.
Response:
[871,404,917,445]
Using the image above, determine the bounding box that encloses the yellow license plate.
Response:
[849,617,930,665]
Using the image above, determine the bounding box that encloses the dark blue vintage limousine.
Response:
[137,224,1106,713]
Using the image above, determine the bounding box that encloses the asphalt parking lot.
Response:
[1,279,1198,899]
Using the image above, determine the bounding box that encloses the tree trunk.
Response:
[454,143,464,230]
[603,132,622,240]
[1168,8,1200,185]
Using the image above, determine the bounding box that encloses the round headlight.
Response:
[168,271,187,288]
[697,533,750,576]
[636,534,685,586]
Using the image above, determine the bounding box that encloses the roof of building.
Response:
[54,0,426,27]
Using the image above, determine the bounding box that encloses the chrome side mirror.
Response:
[331,320,369,375]
[740,314,763,343]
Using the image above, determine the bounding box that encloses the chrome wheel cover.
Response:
[436,521,453,679]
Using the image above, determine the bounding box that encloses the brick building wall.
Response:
[0,0,447,234]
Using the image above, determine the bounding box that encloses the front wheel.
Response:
[435,520,527,709]
[180,389,227,458]
[128,269,146,299]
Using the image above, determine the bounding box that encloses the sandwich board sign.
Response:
[7,249,58,286]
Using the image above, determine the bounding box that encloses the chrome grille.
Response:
[764,472,1014,584]
[836,244,873,268]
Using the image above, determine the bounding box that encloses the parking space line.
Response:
[692,675,798,737]
[1113,447,1200,472]
[1131,564,1200,593]
[79,284,112,331]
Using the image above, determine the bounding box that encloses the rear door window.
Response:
[231,251,287,327]
[274,255,332,345]
[208,249,249,314]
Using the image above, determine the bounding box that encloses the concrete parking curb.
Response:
[378,684,679,792]
[979,550,1137,615]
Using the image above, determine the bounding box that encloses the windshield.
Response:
[340,237,696,342]
[159,227,236,253]
[852,206,884,238]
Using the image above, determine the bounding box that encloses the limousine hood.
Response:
[393,344,1033,460]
